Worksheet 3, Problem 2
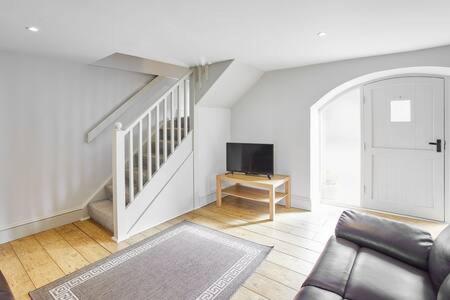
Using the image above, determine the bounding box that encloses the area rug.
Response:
[30,221,272,300]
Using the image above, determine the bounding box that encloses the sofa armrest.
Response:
[294,286,343,300]
[0,271,14,300]
[335,210,433,270]
[438,273,450,300]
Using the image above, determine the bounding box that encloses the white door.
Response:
[363,77,445,221]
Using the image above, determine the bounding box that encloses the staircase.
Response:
[87,73,192,241]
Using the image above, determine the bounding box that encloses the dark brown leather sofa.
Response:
[0,271,14,300]
[295,210,450,300]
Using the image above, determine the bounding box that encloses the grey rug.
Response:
[30,221,272,300]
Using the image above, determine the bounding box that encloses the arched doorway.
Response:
[311,67,450,222]
[319,87,361,207]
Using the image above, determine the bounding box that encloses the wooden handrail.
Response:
[87,71,192,143]
[121,71,192,133]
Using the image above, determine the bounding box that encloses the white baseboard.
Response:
[0,177,105,244]
[293,195,311,210]
[0,192,310,244]
[279,195,311,211]
[79,216,91,221]
[0,208,89,244]
[195,192,216,209]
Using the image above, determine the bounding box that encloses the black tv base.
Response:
[227,171,272,180]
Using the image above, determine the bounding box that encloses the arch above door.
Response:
[310,66,450,222]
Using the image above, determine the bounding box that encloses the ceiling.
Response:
[1,0,450,71]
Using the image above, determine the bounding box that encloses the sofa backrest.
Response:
[335,210,433,270]
[429,225,450,289]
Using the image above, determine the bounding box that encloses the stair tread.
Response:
[88,124,191,234]
[87,199,113,232]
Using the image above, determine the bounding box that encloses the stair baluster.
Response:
[155,103,160,171]
[163,97,168,162]
[170,92,175,153]
[103,74,192,242]
[184,80,189,136]
[138,120,143,192]
[177,84,182,145]
[112,122,126,241]
[128,128,134,203]
[147,111,152,180]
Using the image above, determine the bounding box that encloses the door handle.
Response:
[428,139,442,152]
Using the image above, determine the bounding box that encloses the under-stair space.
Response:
[87,73,192,241]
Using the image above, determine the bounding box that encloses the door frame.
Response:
[317,86,362,208]
[360,75,446,221]
[310,67,450,223]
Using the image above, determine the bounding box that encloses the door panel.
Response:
[363,77,444,221]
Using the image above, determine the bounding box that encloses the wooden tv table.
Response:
[216,173,291,220]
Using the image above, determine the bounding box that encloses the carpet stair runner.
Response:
[88,117,189,232]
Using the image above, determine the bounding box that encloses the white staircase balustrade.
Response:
[89,73,192,242]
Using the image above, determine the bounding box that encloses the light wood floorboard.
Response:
[0,197,447,300]
[231,286,269,300]
[243,273,298,300]
[10,236,64,289]
[34,229,89,274]
[73,219,129,253]
[0,243,35,300]
[54,224,110,263]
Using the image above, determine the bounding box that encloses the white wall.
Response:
[192,60,261,208]
[231,45,450,209]
[320,88,361,207]
[0,51,152,230]
[194,106,231,207]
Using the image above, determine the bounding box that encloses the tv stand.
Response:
[216,173,291,220]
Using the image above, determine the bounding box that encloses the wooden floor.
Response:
[0,197,447,300]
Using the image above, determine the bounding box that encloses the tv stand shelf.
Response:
[216,173,291,220]
[222,185,287,203]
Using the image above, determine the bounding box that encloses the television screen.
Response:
[226,143,274,176]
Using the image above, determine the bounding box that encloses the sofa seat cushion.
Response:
[302,236,359,296]
[345,248,436,300]
[295,286,343,300]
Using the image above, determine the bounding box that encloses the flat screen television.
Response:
[226,143,274,178]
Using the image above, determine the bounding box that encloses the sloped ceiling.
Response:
[1,1,450,70]
[196,60,263,108]
[195,60,234,103]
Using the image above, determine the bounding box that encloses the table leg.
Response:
[285,179,291,209]
[216,175,222,207]
[269,188,275,220]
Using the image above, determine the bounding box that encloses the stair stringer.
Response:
[121,132,194,239]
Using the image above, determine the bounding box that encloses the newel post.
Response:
[112,122,127,242]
